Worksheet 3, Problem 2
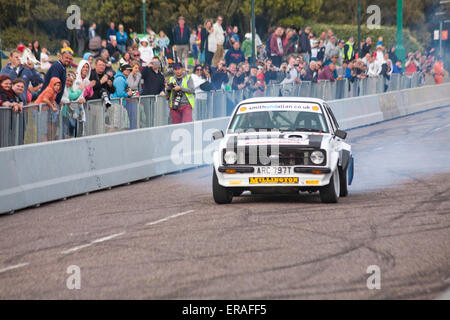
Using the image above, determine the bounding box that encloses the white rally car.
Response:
[212,97,354,204]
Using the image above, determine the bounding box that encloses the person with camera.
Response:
[280,56,299,85]
[141,57,165,126]
[211,59,229,90]
[87,57,116,135]
[262,58,278,85]
[191,64,214,120]
[405,52,420,74]
[166,63,195,124]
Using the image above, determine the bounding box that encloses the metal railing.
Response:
[0,72,433,148]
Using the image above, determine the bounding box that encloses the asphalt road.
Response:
[0,107,449,299]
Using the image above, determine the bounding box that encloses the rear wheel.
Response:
[319,168,340,203]
[212,169,233,204]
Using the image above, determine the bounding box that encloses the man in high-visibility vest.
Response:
[166,63,195,123]
[343,36,355,63]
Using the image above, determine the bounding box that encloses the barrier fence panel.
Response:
[273,83,282,97]
[35,104,60,143]
[280,83,294,97]
[299,81,312,97]
[154,95,169,126]
[86,99,103,136]
[310,82,319,98]
[140,95,156,128]
[0,107,11,148]
[317,80,329,100]
[376,77,385,94]
[401,74,412,89]
[329,80,337,100]
[211,90,227,118]
[335,79,346,99]
[22,106,38,145]
[388,73,400,92]
[61,102,85,139]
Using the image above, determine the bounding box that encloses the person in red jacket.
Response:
[269,27,284,68]
[35,77,62,141]
[318,63,336,82]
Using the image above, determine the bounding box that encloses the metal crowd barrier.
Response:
[0,72,427,148]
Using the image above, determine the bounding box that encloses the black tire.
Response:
[212,169,233,204]
[339,166,348,197]
[319,169,340,203]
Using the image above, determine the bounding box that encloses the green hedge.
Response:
[279,22,424,54]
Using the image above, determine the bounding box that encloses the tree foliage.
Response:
[0,0,443,51]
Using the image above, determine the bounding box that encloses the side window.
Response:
[322,104,336,133]
[325,104,340,130]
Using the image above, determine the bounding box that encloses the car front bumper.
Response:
[216,166,333,188]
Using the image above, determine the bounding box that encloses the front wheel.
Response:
[212,169,233,204]
[319,168,340,203]
[339,166,348,197]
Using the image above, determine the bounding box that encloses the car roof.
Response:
[236,96,326,106]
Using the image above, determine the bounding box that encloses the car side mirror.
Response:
[335,129,347,140]
[212,130,224,140]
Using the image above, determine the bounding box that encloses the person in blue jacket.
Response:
[0,50,33,103]
[111,64,136,129]
[116,24,128,54]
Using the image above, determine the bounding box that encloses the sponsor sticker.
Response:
[236,103,323,114]
[249,177,299,184]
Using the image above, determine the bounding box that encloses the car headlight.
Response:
[224,151,237,165]
[310,150,325,165]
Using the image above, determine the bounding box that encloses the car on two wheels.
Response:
[212,97,354,204]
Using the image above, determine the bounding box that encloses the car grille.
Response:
[224,146,323,166]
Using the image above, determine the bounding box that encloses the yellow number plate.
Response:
[249,177,299,184]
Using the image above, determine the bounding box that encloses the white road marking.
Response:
[0,262,29,274]
[61,232,126,255]
[146,210,195,226]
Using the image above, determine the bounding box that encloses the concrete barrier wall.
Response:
[1,83,449,214]
[328,83,450,130]
[0,117,229,214]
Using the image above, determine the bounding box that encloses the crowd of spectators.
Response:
[0,16,448,141]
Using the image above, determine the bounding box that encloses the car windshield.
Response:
[228,109,329,133]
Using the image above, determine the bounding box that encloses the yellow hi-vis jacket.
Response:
[343,41,354,61]
[168,75,195,109]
